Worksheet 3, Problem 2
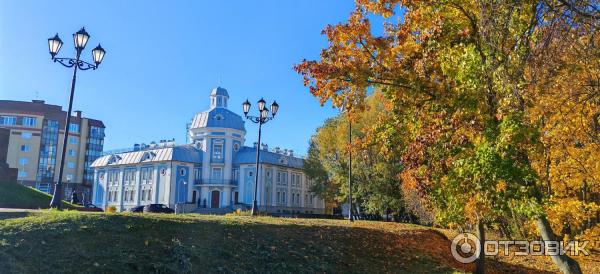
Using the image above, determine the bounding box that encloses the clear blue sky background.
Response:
[0,0,362,155]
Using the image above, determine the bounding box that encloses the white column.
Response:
[300,173,305,208]
[118,168,125,211]
[271,168,276,206]
[223,186,231,207]
[153,166,160,203]
[92,170,99,205]
[238,166,245,203]
[200,186,209,208]
[286,170,291,207]
[224,136,232,180]
[256,166,262,206]
[135,167,142,206]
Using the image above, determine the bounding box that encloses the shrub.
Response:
[106,206,117,213]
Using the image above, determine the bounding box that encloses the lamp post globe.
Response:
[48,34,63,59]
[73,27,90,51]
[257,98,266,111]
[260,108,269,120]
[270,101,279,116]
[242,99,251,116]
[92,44,106,66]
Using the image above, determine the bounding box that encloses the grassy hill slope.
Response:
[0,182,77,209]
[0,211,584,274]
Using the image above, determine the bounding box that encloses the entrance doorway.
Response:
[192,190,197,205]
[211,190,220,208]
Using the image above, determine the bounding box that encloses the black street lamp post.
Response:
[47,27,106,209]
[242,98,279,216]
[340,103,353,222]
[348,119,353,222]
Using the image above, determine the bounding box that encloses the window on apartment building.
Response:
[213,143,223,159]
[21,132,32,139]
[0,116,16,125]
[22,117,37,127]
[67,162,75,169]
[68,149,76,157]
[19,158,28,166]
[20,145,29,152]
[18,170,27,178]
[69,123,79,133]
[69,136,78,144]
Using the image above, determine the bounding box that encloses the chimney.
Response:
[133,144,140,151]
[74,110,82,118]
[32,100,45,104]
[261,143,268,151]
[253,142,258,148]
[274,147,280,153]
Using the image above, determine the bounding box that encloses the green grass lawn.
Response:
[0,182,78,209]
[0,211,570,274]
[0,211,465,274]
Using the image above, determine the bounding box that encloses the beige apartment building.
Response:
[0,99,105,202]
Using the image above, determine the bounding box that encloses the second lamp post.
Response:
[242,98,279,216]
[47,27,105,209]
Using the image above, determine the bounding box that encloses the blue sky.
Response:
[0,0,359,155]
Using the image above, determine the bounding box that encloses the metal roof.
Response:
[233,146,304,169]
[210,87,229,97]
[190,107,245,131]
[91,145,203,167]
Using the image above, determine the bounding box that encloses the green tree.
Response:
[305,92,407,218]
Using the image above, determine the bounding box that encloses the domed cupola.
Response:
[210,87,229,109]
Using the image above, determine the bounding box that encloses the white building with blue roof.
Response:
[91,87,325,213]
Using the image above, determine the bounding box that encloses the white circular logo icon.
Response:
[451,233,480,263]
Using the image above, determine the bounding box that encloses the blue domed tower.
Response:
[188,87,246,208]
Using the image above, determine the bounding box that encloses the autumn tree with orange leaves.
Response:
[295,1,599,274]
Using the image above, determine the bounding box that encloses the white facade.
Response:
[91,87,325,213]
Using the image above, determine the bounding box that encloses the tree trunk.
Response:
[475,219,485,274]
[536,215,582,274]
